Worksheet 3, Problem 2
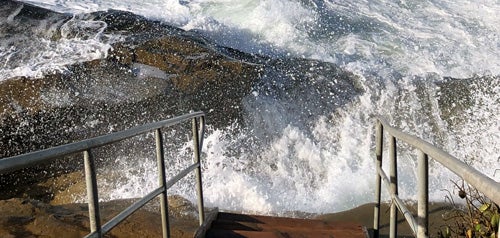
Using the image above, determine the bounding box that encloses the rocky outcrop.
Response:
[0,0,365,218]
[437,76,499,127]
[0,4,262,160]
[0,3,365,160]
[0,197,202,238]
[0,3,268,209]
[0,169,203,237]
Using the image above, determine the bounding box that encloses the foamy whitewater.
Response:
[8,0,500,214]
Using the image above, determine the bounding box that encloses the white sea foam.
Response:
[14,0,500,214]
[20,0,191,25]
[0,8,115,80]
[18,0,500,77]
[0,37,111,80]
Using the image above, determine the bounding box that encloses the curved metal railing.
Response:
[0,111,207,238]
[373,117,500,238]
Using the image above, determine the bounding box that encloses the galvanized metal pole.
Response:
[417,150,429,238]
[198,116,206,151]
[84,149,102,237]
[155,129,171,238]
[389,135,398,238]
[374,121,383,238]
[192,117,205,225]
[377,117,500,205]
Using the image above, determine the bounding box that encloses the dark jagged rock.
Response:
[437,75,498,127]
[0,1,263,198]
[0,1,365,160]
[0,0,364,201]
[89,9,184,36]
[108,35,261,123]
[0,4,262,159]
[0,1,72,43]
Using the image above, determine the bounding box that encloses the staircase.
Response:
[204,212,368,238]
[4,112,500,238]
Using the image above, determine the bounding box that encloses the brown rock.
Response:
[110,36,259,95]
[0,198,200,238]
[0,77,51,116]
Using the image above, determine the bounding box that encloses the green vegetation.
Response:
[440,180,499,238]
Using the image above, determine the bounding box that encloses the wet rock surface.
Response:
[0,5,257,236]
[0,1,364,160]
[1,1,264,153]
[0,197,201,238]
[0,170,203,238]
[0,2,367,236]
[437,75,499,127]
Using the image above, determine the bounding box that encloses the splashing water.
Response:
[11,0,500,214]
[0,2,120,80]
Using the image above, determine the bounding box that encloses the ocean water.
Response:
[6,0,500,214]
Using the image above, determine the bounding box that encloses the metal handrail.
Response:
[373,117,500,238]
[0,111,207,238]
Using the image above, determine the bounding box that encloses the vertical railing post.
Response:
[84,149,102,237]
[389,135,398,238]
[498,222,500,238]
[198,116,206,151]
[192,117,205,225]
[155,129,170,238]
[374,121,383,238]
[417,150,429,238]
